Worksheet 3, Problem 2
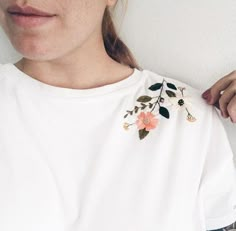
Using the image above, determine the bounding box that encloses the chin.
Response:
[12,42,59,61]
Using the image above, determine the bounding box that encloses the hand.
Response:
[201,70,236,123]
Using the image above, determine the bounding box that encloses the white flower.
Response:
[166,88,197,122]
[167,92,193,111]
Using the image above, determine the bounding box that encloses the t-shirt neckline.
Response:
[5,63,142,98]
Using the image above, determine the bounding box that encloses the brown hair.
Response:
[102,1,142,70]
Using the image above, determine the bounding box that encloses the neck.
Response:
[14,35,132,90]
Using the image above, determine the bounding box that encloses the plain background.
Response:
[0,0,235,155]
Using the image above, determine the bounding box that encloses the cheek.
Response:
[56,2,105,45]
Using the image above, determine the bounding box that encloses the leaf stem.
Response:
[150,78,166,112]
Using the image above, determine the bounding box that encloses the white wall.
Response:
[0,0,235,154]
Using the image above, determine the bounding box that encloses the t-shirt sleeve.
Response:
[199,106,236,230]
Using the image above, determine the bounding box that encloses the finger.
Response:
[218,82,236,118]
[207,70,236,104]
[227,94,236,123]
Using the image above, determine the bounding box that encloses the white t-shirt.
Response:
[0,63,235,231]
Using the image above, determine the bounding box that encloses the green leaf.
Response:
[159,106,170,119]
[166,90,176,97]
[137,95,152,102]
[167,82,177,90]
[139,128,149,140]
[148,83,163,91]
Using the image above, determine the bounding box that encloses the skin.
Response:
[0,0,133,90]
[202,71,236,123]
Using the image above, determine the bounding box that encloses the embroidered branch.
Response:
[123,78,196,140]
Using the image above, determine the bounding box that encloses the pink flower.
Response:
[136,112,159,131]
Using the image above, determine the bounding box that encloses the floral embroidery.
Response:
[123,78,197,140]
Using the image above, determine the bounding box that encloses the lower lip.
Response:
[8,13,55,28]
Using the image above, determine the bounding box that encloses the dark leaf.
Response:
[148,83,163,91]
[167,82,177,90]
[166,90,176,97]
[134,106,139,113]
[124,114,128,118]
[149,103,153,108]
[139,128,149,140]
[159,106,170,119]
[137,95,152,102]
[140,103,147,110]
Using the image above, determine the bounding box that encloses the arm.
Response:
[208,221,236,231]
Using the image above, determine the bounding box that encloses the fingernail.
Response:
[202,89,211,99]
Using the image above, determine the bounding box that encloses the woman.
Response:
[0,1,235,231]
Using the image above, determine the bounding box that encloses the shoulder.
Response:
[124,68,221,141]
[137,68,225,143]
[140,69,227,147]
